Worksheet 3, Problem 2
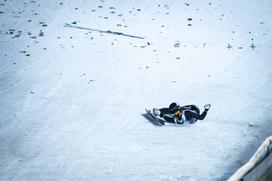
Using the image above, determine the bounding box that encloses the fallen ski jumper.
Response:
[152,102,211,124]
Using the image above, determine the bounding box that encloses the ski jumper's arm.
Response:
[185,109,208,120]
[180,105,194,110]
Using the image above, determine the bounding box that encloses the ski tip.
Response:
[64,23,72,27]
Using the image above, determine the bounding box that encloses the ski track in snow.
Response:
[0,0,272,180]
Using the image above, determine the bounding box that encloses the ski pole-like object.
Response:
[64,23,145,39]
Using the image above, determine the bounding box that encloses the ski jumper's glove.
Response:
[174,110,181,116]
[204,104,211,111]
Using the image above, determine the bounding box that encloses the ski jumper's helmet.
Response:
[169,102,179,114]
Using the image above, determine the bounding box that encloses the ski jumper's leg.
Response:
[163,116,176,123]
[159,108,171,117]
[159,108,171,114]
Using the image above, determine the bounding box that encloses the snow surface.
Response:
[0,0,272,180]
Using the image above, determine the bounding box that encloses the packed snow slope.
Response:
[0,0,272,180]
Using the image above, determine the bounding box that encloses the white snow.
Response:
[0,0,272,180]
